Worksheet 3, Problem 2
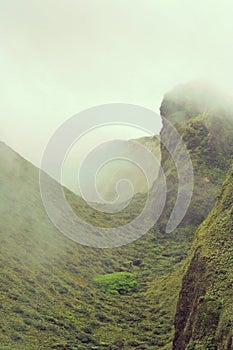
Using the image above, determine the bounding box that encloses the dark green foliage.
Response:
[173,165,233,350]
[187,341,196,350]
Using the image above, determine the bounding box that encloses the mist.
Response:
[1,0,233,192]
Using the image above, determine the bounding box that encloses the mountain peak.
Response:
[160,81,233,125]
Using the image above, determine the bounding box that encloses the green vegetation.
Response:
[0,141,190,349]
[94,272,138,294]
[0,82,233,349]
[173,164,233,350]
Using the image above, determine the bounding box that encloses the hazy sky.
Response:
[1,0,233,167]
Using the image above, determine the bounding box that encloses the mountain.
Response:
[0,140,186,349]
[0,82,233,349]
[92,136,161,201]
[172,163,233,350]
[61,136,160,201]
[159,82,233,235]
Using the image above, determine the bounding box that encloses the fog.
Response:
[1,0,233,192]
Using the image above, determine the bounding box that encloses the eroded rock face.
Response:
[172,165,233,350]
[158,82,233,235]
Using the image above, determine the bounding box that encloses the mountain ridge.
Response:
[1,82,233,349]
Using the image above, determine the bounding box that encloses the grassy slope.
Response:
[172,164,233,350]
[0,142,186,350]
[1,82,233,349]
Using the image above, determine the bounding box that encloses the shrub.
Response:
[187,341,196,350]
[93,272,138,294]
[11,322,27,332]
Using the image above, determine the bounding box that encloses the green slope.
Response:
[1,82,233,349]
[0,141,186,349]
[172,163,233,350]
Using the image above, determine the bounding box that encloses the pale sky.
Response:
[1,0,233,168]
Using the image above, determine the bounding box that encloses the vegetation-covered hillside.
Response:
[0,82,232,349]
[173,163,233,350]
[0,141,187,349]
[159,82,233,234]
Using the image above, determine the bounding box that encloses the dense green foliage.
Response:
[0,82,233,349]
[0,141,187,349]
[173,164,233,350]
[94,272,138,294]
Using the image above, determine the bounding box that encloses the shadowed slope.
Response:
[173,164,233,350]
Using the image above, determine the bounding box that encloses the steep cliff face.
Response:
[173,164,233,350]
[158,82,233,234]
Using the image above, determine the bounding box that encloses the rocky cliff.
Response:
[158,82,233,235]
[173,164,233,350]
